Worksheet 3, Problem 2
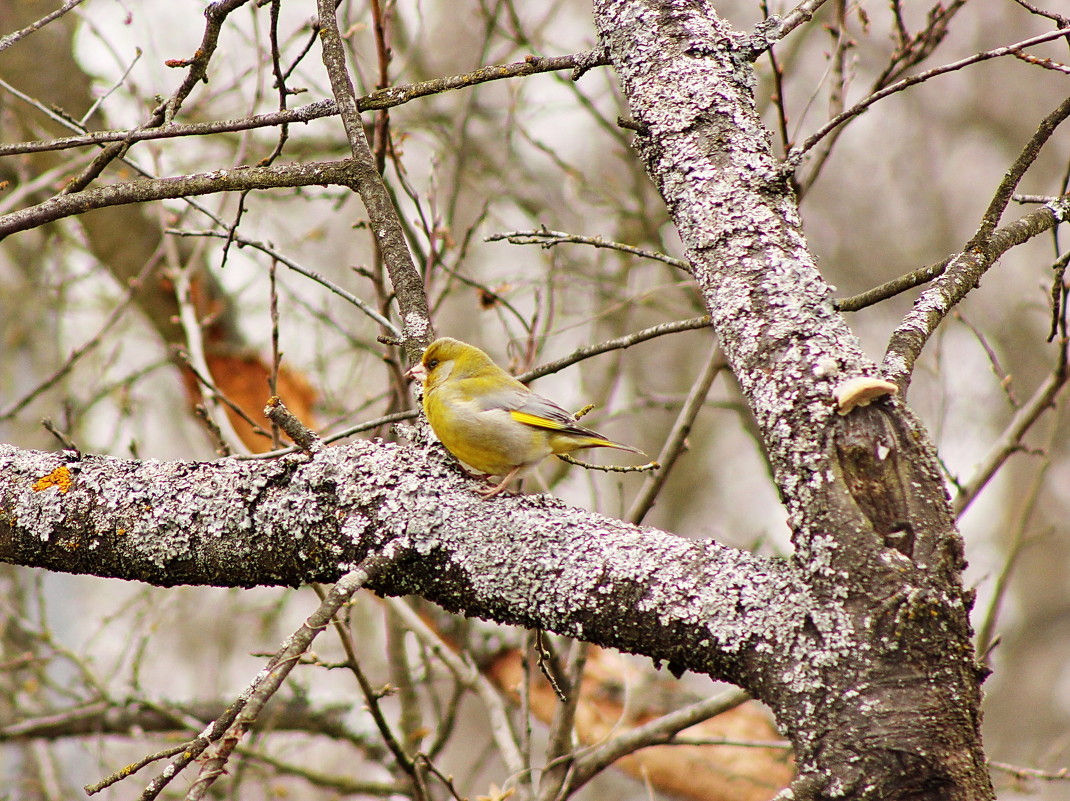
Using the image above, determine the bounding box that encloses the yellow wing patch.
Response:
[509,409,569,431]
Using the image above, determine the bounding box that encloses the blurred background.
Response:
[1,0,1067,798]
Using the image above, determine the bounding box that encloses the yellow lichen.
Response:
[32,466,73,494]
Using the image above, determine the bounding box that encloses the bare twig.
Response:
[231,410,419,461]
[883,195,1070,390]
[969,95,1070,245]
[1009,0,1069,28]
[383,597,530,799]
[0,0,88,53]
[954,343,1068,516]
[518,316,712,383]
[309,585,420,794]
[988,761,1070,782]
[61,0,254,196]
[953,310,1017,407]
[535,640,589,801]
[165,228,402,337]
[161,558,391,801]
[0,161,363,241]
[627,345,727,524]
[0,52,607,158]
[86,743,189,795]
[1050,251,1070,343]
[974,438,1054,663]
[835,256,953,312]
[264,397,322,453]
[561,688,752,796]
[175,350,271,440]
[790,26,1070,162]
[0,259,153,421]
[40,418,80,454]
[555,453,658,473]
[486,228,690,271]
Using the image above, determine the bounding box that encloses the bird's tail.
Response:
[575,435,646,458]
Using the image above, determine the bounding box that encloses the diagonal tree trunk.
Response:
[593,1,990,798]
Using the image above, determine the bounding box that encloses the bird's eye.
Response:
[427,358,439,370]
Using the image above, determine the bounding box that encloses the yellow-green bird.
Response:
[406,337,645,499]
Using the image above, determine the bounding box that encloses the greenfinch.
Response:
[406,337,645,498]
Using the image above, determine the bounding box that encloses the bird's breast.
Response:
[424,389,551,476]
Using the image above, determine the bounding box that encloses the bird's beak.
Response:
[405,362,427,383]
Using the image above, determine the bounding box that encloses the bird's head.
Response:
[405,337,497,389]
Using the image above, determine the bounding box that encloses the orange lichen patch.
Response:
[488,647,793,801]
[32,466,73,494]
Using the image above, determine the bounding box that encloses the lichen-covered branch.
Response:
[0,442,803,690]
[594,1,990,797]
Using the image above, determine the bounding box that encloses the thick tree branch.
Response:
[595,1,988,798]
[0,442,808,688]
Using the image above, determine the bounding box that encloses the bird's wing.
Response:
[472,382,644,454]
[507,392,606,438]
[467,381,580,429]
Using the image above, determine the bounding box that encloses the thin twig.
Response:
[263,397,322,453]
[382,597,530,797]
[561,688,752,797]
[0,52,607,158]
[517,316,712,383]
[1009,0,1068,25]
[0,260,153,421]
[627,345,727,524]
[85,743,189,795]
[486,228,690,271]
[536,641,589,801]
[954,342,1068,516]
[883,195,1070,390]
[790,25,1070,162]
[0,0,89,53]
[175,350,271,440]
[165,558,390,801]
[974,439,1054,663]
[231,410,419,460]
[953,310,1017,407]
[555,454,658,473]
[165,228,402,338]
[988,761,1070,782]
[310,585,418,788]
[835,256,953,312]
[0,161,362,241]
[969,94,1070,245]
[269,258,282,449]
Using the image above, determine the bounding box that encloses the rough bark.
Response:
[0,441,801,685]
[0,1,996,799]
[593,1,991,799]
